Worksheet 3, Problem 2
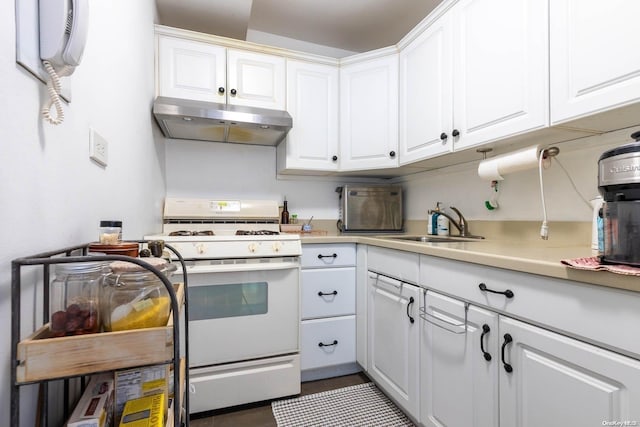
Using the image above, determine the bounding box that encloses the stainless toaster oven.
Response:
[337,184,403,233]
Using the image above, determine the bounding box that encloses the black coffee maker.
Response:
[598,131,640,266]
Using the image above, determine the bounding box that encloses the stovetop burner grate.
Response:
[168,230,215,236]
[235,230,280,236]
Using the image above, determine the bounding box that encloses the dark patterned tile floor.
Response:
[189,372,370,427]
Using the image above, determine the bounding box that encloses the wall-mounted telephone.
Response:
[39,0,89,125]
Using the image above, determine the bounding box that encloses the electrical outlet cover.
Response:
[90,128,108,166]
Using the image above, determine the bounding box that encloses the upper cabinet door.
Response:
[399,12,453,165]
[226,49,286,110]
[550,0,640,125]
[283,60,339,171]
[452,0,548,151]
[157,36,226,103]
[340,53,399,171]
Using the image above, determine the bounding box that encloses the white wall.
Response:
[0,1,162,425]
[165,128,638,224]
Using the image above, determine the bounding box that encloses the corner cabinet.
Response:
[399,9,453,164]
[157,33,285,110]
[339,50,399,171]
[277,60,340,174]
[10,243,188,427]
[366,247,420,422]
[550,0,640,127]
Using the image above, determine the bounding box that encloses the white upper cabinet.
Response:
[451,0,548,151]
[550,0,640,125]
[278,60,339,172]
[339,52,399,171]
[157,35,285,110]
[399,12,453,165]
[158,36,226,103]
[226,49,285,110]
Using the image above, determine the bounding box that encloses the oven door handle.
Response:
[184,261,300,274]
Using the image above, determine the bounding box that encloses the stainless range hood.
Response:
[153,96,293,146]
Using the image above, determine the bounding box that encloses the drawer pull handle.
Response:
[318,253,337,259]
[479,283,514,299]
[318,340,338,347]
[501,333,513,373]
[480,324,492,361]
[318,290,338,297]
[406,296,415,324]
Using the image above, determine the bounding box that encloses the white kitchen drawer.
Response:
[302,243,356,268]
[419,255,640,359]
[301,316,356,370]
[302,267,356,319]
[368,246,419,284]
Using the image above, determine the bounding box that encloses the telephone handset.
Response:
[39,0,89,125]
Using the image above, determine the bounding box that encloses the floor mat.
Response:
[271,382,415,427]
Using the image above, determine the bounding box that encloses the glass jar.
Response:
[102,258,174,332]
[99,220,122,244]
[50,262,105,337]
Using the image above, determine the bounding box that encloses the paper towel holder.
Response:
[476,147,493,160]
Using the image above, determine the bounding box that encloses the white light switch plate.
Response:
[90,128,108,166]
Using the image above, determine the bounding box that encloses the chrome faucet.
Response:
[428,206,482,238]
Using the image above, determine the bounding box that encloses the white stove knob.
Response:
[196,243,206,255]
[248,243,258,253]
[272,242,282,252]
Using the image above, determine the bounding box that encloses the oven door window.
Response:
[188,282,268,320]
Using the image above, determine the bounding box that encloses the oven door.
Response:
[186,258,300,367]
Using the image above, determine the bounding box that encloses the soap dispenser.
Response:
[428,202,443,235]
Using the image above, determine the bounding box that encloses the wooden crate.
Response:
[16,284,184,384]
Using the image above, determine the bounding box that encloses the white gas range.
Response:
[146,198,302,414]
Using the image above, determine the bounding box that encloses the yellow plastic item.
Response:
[108,297,170,331]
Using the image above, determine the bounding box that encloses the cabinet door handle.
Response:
[389,151,396,158]
[452,129,460,137]
[480,324,492,361]
[318,340,338,347]
[479,283,514,299]
[406,296,415,324]
[317,253,337,259]
[318,290,338,297]
[501,333,513,373]
[218,87,225,94]
[230,88,237,95]
[440,132,448,141]
[332,155,338,161]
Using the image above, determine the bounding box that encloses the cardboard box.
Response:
[67,373,115,427]
[119,393,164,427]
[114,365,168,423]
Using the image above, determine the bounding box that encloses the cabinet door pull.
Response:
[440,132,448,141]
[452,129,460,137]
[230,88,237,95]
[317,253,337,259]
[479,283,514,299]
[406,296,415,324]
[318,340,338,347]
[389,151,396,158]
[318,290,338,297]
[480,324,492,361]
[501,333,513,373]
[218,87,225,94]
[332,155,338,161]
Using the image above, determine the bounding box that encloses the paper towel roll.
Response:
[478,145,541,181]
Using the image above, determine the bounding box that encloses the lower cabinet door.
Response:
[420,289,499,427]
[367,272,420,421]
[499,316,640,426]
[301,315,356,370]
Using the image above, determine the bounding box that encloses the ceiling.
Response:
[155,0,442,55]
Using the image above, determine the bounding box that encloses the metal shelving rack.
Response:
[10,241,190,427]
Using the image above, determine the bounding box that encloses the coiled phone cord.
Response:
[42,60,73,125]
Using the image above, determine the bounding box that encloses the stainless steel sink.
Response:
[382,235,485,243]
